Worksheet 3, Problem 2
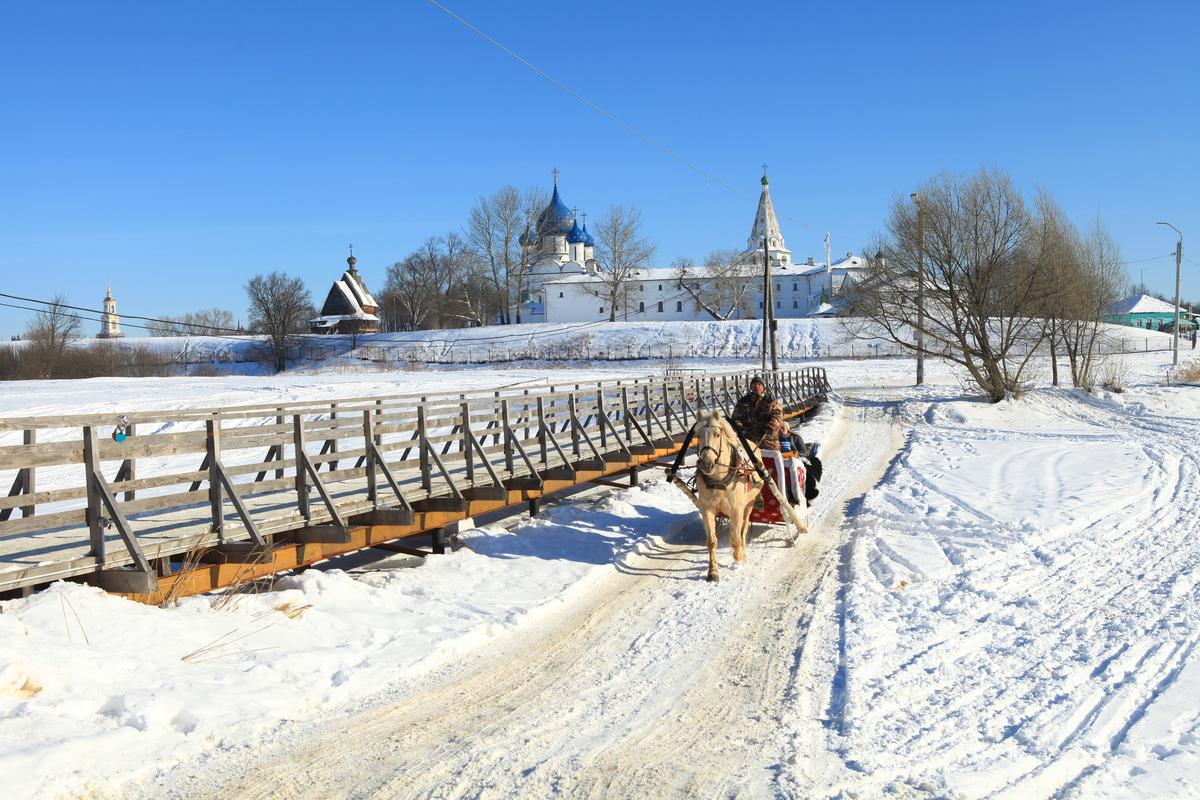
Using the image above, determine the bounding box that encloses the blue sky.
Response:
[1,0,1197,339]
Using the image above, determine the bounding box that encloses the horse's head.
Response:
[696,409,732,477]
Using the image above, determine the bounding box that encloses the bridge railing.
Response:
[0,367,829,595]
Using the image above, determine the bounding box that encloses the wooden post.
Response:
[417,404,432,492]
[20,429,34,518]
[644,386,654,439]
[501,399,514,474]
[537,397,548,465]
[621,387,634,442]
[568,393,581,457]
[275,408,285,480]
[293,415,310,520]
[596,389,607,449]
[206,419,224,540]
[523,390,531,441]
[363,409,377,505]
[329,402,339,472]
[83,425,105,564]
[124,422,136,501]
[461,402,474,483]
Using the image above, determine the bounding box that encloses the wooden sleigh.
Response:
[745,450,809,525]
[668,422,817,546]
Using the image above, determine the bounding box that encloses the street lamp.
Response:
[911,193,925,385]
[1157,221,1183,366]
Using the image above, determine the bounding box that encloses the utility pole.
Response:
[911,193,926,385]
[764,236,778,374]
[1175,239,1183,366]
[1158,222,1183,366]
[761,237,770,374]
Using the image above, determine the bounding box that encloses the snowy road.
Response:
[152,395,903,799]
[7,353,1198,798]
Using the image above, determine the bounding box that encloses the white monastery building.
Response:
[520,172,867,324]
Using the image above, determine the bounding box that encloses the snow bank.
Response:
[0,480,697,799]
[831,385,1200,797]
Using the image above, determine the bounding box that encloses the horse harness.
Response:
[694,423,761,491]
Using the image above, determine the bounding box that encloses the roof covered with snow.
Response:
[316,260,378,321]
[1107,294,1181,315]
[541,254,870,286]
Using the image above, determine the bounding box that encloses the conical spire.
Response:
[747,173,787,255]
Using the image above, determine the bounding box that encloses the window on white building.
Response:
[558,291,563,298]
[599,306,604,313]
[793,300,798,309]
[792,282,798,291]
[658,284,662,291]
[758,301,763,308]
[657,301,663,312]
[639,285,644,292]
[676,301,682,312]
[639,301,645,312]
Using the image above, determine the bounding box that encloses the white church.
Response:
[519,172,868,324]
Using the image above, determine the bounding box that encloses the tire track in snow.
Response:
[820,389,1200,798]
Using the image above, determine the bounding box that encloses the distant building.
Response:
[96,286,124,339]
[309,253,381,335]
[524,172,868,323]
[519,174,598,323]
[1104,294,1198,332]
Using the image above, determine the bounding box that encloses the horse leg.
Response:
[733,498,753,562]
[702,507,719,582]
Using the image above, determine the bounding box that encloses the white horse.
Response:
[677,410,765,582]
[669,409,811,581]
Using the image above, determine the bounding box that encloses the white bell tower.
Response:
[97,286,124,339]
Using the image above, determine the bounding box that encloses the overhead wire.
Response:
[0,301,255,344]
[1119,253,1176,265]
[422,0,807,228]
[0,290,246,335]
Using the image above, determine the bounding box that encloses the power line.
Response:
[1119,253,1175,265]
[0,301,256,343]
[423,0,806,228]
[0,291,246,335]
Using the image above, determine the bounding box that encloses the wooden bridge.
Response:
[0,368,829,604]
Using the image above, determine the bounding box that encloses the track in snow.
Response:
[144,396,902,800]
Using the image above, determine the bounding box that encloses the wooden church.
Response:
[309,252,381,335]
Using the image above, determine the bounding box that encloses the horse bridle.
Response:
[696,419,746,490]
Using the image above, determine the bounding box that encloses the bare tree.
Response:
[381,237,450,331]
[847,169,1050,402]
[245,272,313,372]
[1029,190,1079,386]
[672,249,758,320]
[589,205,655,322]
[1060,216,1125,388]
[146,307,237,337]
[466,186,520,325]
[465,185,548,324]
[22,294,82,378]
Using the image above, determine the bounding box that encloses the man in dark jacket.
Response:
[731,376,783,449]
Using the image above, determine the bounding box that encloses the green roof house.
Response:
[1103,294,1198,332]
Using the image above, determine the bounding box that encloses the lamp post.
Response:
[911,192,925,385]
[1157,221,1183,366]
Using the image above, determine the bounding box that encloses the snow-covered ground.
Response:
[5,316,1179,376]
[1,348,1198,798]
